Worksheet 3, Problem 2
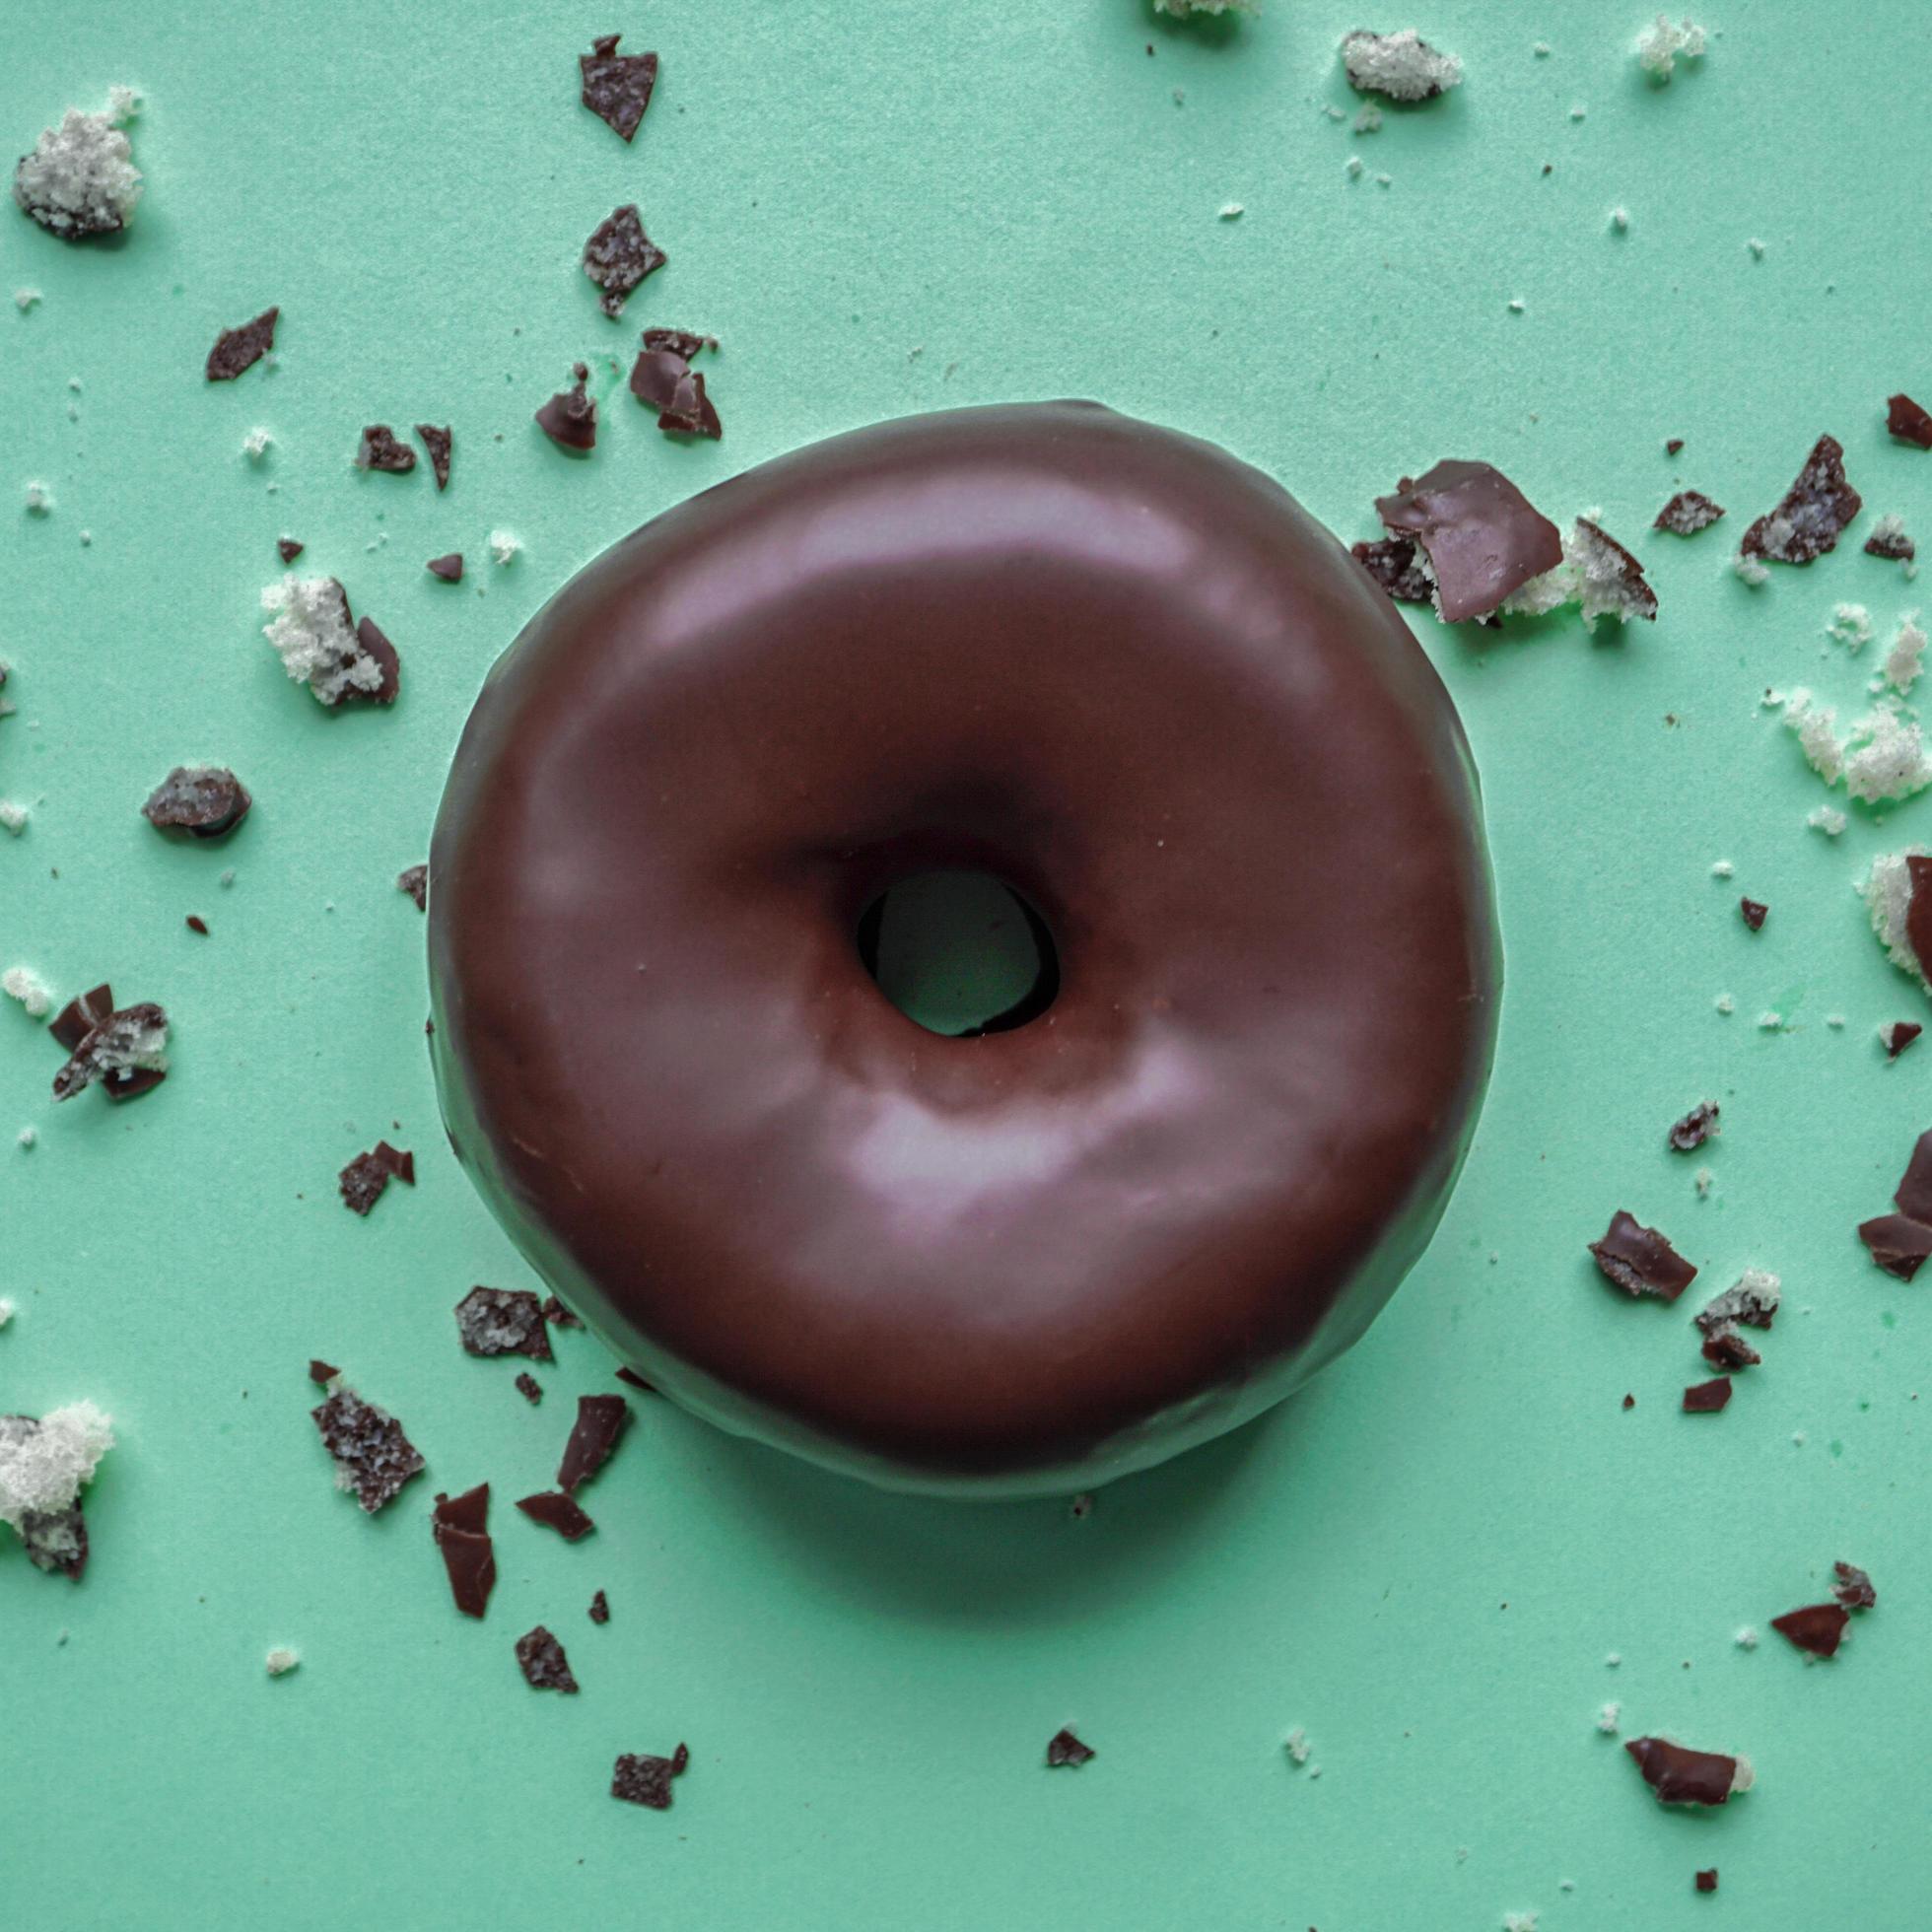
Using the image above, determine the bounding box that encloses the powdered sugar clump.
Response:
[488,529,522,566]
[0,1402,113,1535]
[1885,613,1927,693]
[1636,16,1706,81]
[1342,29,1463,102]
[1808,804,1847,836]
[262,575,382,706]
[12,88,143,240]
[1596,1701,1622,1735]
[2,966,53,1016]
[0,800,31,836]
[1783,690,1932,802]
[265,1646,301,1677]
[1827,603,1873,651]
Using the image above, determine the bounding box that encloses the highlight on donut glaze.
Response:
[428,402,1500,1495]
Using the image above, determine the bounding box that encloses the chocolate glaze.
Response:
[428,403,1499,1495]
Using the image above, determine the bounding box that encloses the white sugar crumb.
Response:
[1828,603,1874,651]
[1152,0,1258,13]
[1500,519,1655,629]
[1710,860,1734,878]
[1827,1012,1846,1029]
[1507,298,1526,313]
[14,288,41,310]
[1605,1652,1622,1667]
[24,481,52,516]
[1782,689,1845,783]
[1341,29,1463,103]
[1353,104,1383,133]
[0,1300,13,1328]
[0,800,30,835]
[2,966,54,1017]
[1757,1010,1783,1031]
[1503,1914,1539,1932]
[261,574,380,706]
[0,1401,113,1534]
[1730,1755,1756,1795]
[1636,16,1706,80]
[12,89,143,240]
[1569,104,1587,121]
[1534,41,1552,57]
[1808,803,1847,836]
[1610,206,1630,232]
[1217,201,1244,220]
[488,529,522,566]
[1283,1726,1311,1764]
[1845,709,1932,802]
[1747,237,1766,259]
[1595,1701,1622,1735]
[1695,1165,1715,1197]
[16,1128,34,1150]
[1714,993,1735,1013]
[1346,155,1364,178]
[1734,551,1771,586]
[265,1646,301,1677]
[1735,1625,1760,1649]
[1885,613,1926,693]
[242,427,274,462]
[1863,849,1932,993]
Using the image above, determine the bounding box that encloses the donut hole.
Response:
[854,869,1059,1038]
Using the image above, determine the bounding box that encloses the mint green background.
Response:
[4,4,1929,1925]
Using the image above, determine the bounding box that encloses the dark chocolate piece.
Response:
[1624,1736,1745,1806]
[397,864,429,910]
[611,1743,688,1810]
[415,425,451,490]
[540,1295,583,1331]
[311,1385,425,1512]
[185,915,208,935]
[515,1371,542,1405]
[1905,856,1932,990]
[277,537,305,564]
[1740,436,1861,564]
[1700,1329,1760,1370]
[1573,518,1658,623]
[614,1366,656,1393]
[516,1624,579,1691]
[1832,1560,1877,1609]
[1622,1393,1636,1410]
[516,1489,595,1540]
[308,1359,340,1386]
[1866,522,1916,562]
[454,1285,553,1360]
[1350,535,1434,603]
[1654,490,1723,535]
[1665,438,1686,456]
[205,308,278,380]
[1695,1870,1717,1894]
[1884,1021,1922,1059]
[1374,460,1563,622]
[432,1484,496,1618]
[1589,1211,1697,1301]
[142,766,251,840]
[19,1499,88,1579]
[557,1395,629,1493]
[581,34,657,141]
[356,426,415,473]
[346,616,400,706]
[338,1140,415,1215]
[583,205,665,318]
[1045,1728,1095,1767]
[1683,1378,1732,1413]
[1739,898,1766,932]
[535,363,597,452]
[50,999,168,1103]
[630,329,722,439]
[588,1589,610,1623]
[426,553,463,583]
[48,984,112,1053]
[1771,1602,1848,1657]
[1888,393,1932,449]
[1859,1128,1932,1276]
[1668,1101,1719,1152]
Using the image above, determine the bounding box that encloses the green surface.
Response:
[4,4,1930,1926]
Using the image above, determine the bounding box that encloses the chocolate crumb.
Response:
[50,994,168,1103]
[1683,1378,1732,1413]
[540,1295,582,1331]
[432,1484,496,1619]
[517,1489,595,1540]
[516,1624,579,1691]
[415,425,451,490]
[1772,1601,1849,1657]
[205,308,278,381]
[535,363,597,452]
[1858,1128,1932,1276]
[1832,1560,1878,1609]
[1046,1728,1095,1767]
[557,1394,629,1493]
[1740,898,1767,932]
[184,914,208,935]
[397,863,428,910]
[1740,436,1861,565]
[1666,438,1685,456]
[142,766,251,840]
[1884,1020,1922,1059]
[1624,1736,1749,1806]
[311,1385,425,1512]
[1374,460,1563,622]
[338,1140,415,1215]
[49,984,113,1054]
[1695,1870,1718,1894]
[1350,535,1434,603]
[1589,1210,1698,1301]
[1654,490,1724,535]
[1668,1101,1720,1152]
[308,1359,340,1386]
[1622,1393,1636,1410]
[19,1499,88,1580]
[1700,1329,1760,1371]
[454,1285,552,1361]
[1888,393,1932,449]
[1866,521,1916,562]
[581,34,658,141]
[583,204,665,318]
[276,537,305,564]
[614,1366,656,1393]
[515,1372,542,1405]
[588,1589,610,1623]
[611,1743,688,1810]
[630,328,723,440]
[426,553,462,583]
[356,425,416,474]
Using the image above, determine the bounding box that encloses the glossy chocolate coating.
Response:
[428,403,1499,1495]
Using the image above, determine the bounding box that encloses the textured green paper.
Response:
[4,4,1930,1925]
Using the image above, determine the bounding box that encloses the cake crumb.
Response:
[1353,104,1383,134]
[1695,1166,1715,1197]
[1283,1725,1312,1765]
[17,1129,34,1150]
[1217,201,1244,220]
[1827,603,1874,651]
[1747,238,1766,260]
[24,481,52,517]
[1636,16,1706,81]
[1503,1914,1538,1932]
[0,1300,14,1328]
[1151,0,1258,13]
[1735,1625,1759,1649]
[1757,1010,1783,1031]
[242,427,273,463]
[3,966,54,1017]
[1714,993,1735,1014]
[1884,613,1926,692]
[264,1646,300,1677]
[1341,29,1463,102]
[488,529,521,566]
[1596,1701,1622,1735]
[1866,513,1917,567]
[12,88,143,241]
[261,575,394,708]
[0,1401,114,1578]
[1808,803,1847,836]
[1709,860,1734,878]
[14,288,41,310]
[1346,155,1364,178]
[1610,206,1629,233]
[0,800,31,835]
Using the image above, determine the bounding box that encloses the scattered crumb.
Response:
[262,576,396,708]
[1502,1915,1538,1932]
[396,863,429,910]
[0,1300,13,1328]
[1827,603,1874,651]
[631,329,723,439]
[1596,1702,1621,1735]
[488,529,521,566]
[1352,104,1383,134]
[1756,1010,1783,1031]
[143,766,251,840]
[1284,1726,1312,1765]
[1808,804,1846,836]
[1866,513,1916,565]
[1636,16,1706,81]
[206,309,278,381]
[1713,994,1734,1013]
[1610,206,1629,232]
[3,966,54,1017]
[1884,613,1926,692]
[516,1624,580,1692]
[1747,238,1766,259]
[14,288,40,310]
[1346,155,1364,178]
[0,1401,113,1579]
[1882,1019,1922,1058]
[1735,1626,1759,1649]
[1694,1166,1715,1198]
[265,1647,300,1677]
[415,424,451,490]
[1341,29,1463,102]
[1589,1209,1697,1300]
[581,33,659,140]
[12,88,143,241]
[1668,1100,1719,1151]
[582,203,665,318]
[356,425,415,474]
[1709,859,1734,878]
[1887,393,1932,449]
[311,1384,424,1513]
[24,481,52,516]
[50,992,168,1102]
[242,427,273,463]
[454,1285,552,1361]
[1216,201,1244,220]
[535,363,597,452]
[611,1743,690,1810]
[338,1141,414,1215]
[1626,1736,1752,1805]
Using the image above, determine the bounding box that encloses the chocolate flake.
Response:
[351,616,401,705]
[19,1499,88,1579]
[1888,393,1932,449]
[615,1366,656,1393]
[1666,438,1686,456]
[1695,1870,1718,1894]
[1589,1210,1697,1301]
[515,1371,542,1405]
[1740,897,1767,932]
[1654,490,1724,536]
[454,1285,552,1361]
[276,537,305,564]
[311,1385,425,1512]
[1884,1020,1923,1059]
[338,1140,415,1215]
[1624,1736,1749,1806]
[356,425,416,474]
[1833,1560,1878,1609]
[1740,436,1862,565]
[1622,1393,1636,1410]
[630,328,722,439]
[1907,856,1932,991]
[50,996,168,1102]
[1858,1128,1932,1276]
[308,1359,340,1386]
[205,308,278,381]
[581,34,658,141]
[142,766,251,840]
[558,1394,629,1493]
[1771,1601,1848,1657]
[1046,1728,1095,1767]
[185,915,208,935]
[540,1295,583,1331]
[588,1589,610,1623]
[1374,460,1563,622]
[1683,1377,1732,1413]
[48,984,112,1053]
[1668,1101,1720,1152]
[583,204,665,317]
[1350,535,1434,603]
[397,863,428,910]
[516,1489,595,1540]
[535,363,597,452]
[433,1484,496,1618]
[1700,1329,1760,1370]
[426,552,463,583]
[1866,521,1916,562]
[611,1743,688,1810]
[516,1624,579,1691]
[415,424,451,490]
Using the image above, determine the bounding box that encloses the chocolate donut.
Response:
[428,403,1499,1495]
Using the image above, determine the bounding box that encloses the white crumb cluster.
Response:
[1710,859,1734,878]
[265,1646,301,1677]
[1735,1625,1759,1649]
[0,1401,113,1535]
[1827,602,1874,651]
[1714,993,1735,1013]
[1152,0,1258,13]
[14,288,41,310]
[242,427,273,462]
[1595,1701,1622,1735]
[1863,849,1932,994]
[1734,551,1770,586]
[1610,206,1630,232]
[1353,103,1383,133]
[1346,155,1365,178]
[1885,613,1927,693]
[261,574,380,706]
[488,528,522,566]
[12,89,143,240]
[2,966,54,1016]
[0,800,30,835]
[1695,1165,1715,1197]
[24,481,52,516]
[1217,201,1244,219]
[1783,689,1932,802]
[1502,1915,1539,1932]
[1283,1725,1311,1765]
[1341,29,1463,102]
[1757,1010,1783,1031]
[1808,803,1847,835]
[1499,519,1654,629]
[1636,16,1706,80]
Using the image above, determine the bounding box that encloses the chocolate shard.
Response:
[276,536,305,564]
[426,553,463,583]
[1570,518,1659,625]
[338,1140,415,1215]
[356,425,416,473]
[312,1385,425,1513]
[397,863,429,910]
[535,363,597,452]
[615,1366,656,1393]
[206,308,278,380]
[1893,1127,1932,1223]
[1654,490,1724,535]
[1740,898,1767,932]
[454,1285,553,1360]
[630,329,722,439]
[1700,1328,1760,1370]
[517,1489,595,1540]
[1666,438,1686,456]
[1858,1211,1932,1280]
[432,1484,496,1618]
[1832,1560,1877,1610]
[1907,857,1932,992]
[588,1588,610,1623]
[48,984,112,1053]
[1624,1736,1749,1806]
[1589,1210,1697,1301]
[1695,1870,1718,1894]
[558,1394,630,1493]
[1683,1377,1732,1413]
[51,999,169,1103]
[515,1371,542,1405]
[185,915,209,936]
[581,34,657,141]
[308,1358,341,1386]
[1888,393,1932,449]
[1771,1602,1849,1658]
[19,1499,88,1579]
[611,1744,688,1810]
[1740,436,1861,564]
[1046,1727,1095,1767]
[1351,535,1434,603]
[142,765,251,840]
[1884,1020,1923,1059]
[415,424,451,490]
[1374,460,1563,622]
[583,204,665,318]
[1668,1101,1720,1152]
[516,1623,579,1691]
